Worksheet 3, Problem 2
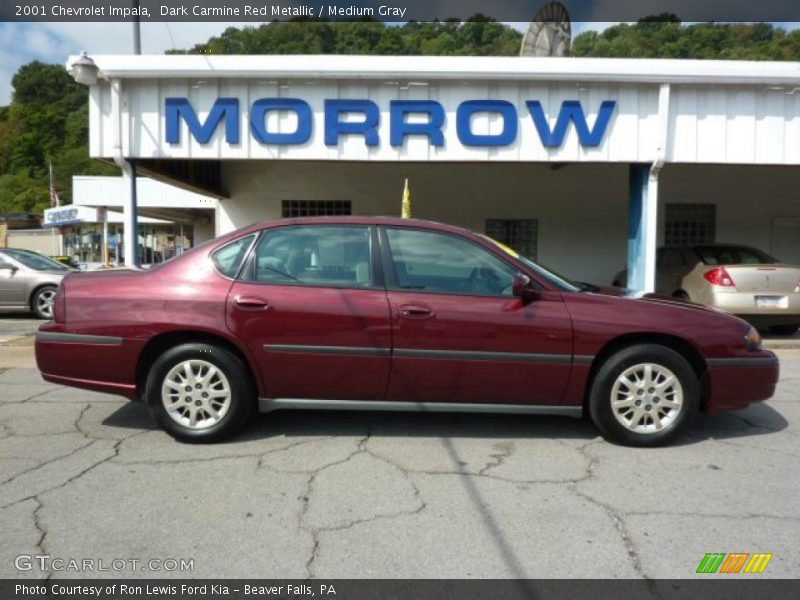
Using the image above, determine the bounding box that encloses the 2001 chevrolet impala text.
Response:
[35,217,779,446]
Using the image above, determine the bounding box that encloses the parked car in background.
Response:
[36,218,778,447]
[613,244,800,336]
[0,248,76,319]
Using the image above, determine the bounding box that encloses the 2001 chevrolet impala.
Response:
[35,217,779,446]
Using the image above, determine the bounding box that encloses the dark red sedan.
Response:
[35,217,778,446]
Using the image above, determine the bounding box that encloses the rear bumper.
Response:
[705,353,779,414]
[710,290,800,325]
[35,325,142,401]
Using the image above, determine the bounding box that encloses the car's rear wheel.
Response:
[145,343,255,443]
[769,324,799,336]
[31,285,57,319]
[589,344,699,447]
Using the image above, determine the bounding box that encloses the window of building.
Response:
[665,204,716,246]
[282,200,352,218]
[485,219,538,260]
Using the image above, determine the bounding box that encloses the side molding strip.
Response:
[393,348,573,363]
[258,397,583,417]
[264,344,391,357]
[36,331,124,345]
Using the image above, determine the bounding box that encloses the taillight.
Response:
[53,285,66,323]
[703,267,736,287]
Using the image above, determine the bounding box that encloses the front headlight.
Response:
[744,326,762,351]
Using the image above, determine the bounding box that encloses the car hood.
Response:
[588,284,738,319]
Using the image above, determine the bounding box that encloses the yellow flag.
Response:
[401,178,411,219]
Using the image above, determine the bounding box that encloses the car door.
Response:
[0,256,27,306]
[225,224,392,401]
[380,226,574,405]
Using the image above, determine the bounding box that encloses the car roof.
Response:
[235,216,478,238]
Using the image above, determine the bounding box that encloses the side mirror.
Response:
[512,273,536,300]
[0,263,17,273]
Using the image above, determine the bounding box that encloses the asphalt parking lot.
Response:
[0,316,798,580]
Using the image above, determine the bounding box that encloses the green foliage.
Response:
[170,16,522,57]
[3,18,800,217]
[572,20,800,61]
[0,62,118,214]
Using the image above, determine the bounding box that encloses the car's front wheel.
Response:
[31,285,57,319]
[145,343,255,443]
[589,344,699,447]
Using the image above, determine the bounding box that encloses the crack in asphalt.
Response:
[623,509,800,521]
[0,430,149,511]
[31,496,53,581]
[287,423,428,579]
[477,441,515,476]
[18,388,67,404]
[0,439,97,489]
[570,440,660,595]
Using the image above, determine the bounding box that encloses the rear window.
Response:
[211,235,256,278]
[693,246,777,265]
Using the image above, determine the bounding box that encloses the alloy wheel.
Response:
[36,289,56,319]
[610,363,684,434]
[161,360,232,430]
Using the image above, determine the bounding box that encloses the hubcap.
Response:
[37,289,56,319]
[610,363,683,434]
[161,360,231,430]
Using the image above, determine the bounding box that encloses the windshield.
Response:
[1,249,70,271]
[479,234,580,292]
[693,245,778,265]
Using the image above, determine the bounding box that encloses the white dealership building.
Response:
[67,54,800,289]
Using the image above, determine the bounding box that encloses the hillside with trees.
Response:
[2,18,800,214]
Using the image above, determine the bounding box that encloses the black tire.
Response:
[31,285,57,319]
[589,344,699,447]
[769,324,800,336]
[145,343,255,443]
[672,290,690,301]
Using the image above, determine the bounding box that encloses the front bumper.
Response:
[704,352,779,414]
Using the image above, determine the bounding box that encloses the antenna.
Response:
[520,2,572,57]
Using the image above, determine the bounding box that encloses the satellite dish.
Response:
[520,2,572,57]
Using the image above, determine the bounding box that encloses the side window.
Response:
[662,249,686,268]
[247,226,373,288]
[385,228,516,296]
[211,234,255,278]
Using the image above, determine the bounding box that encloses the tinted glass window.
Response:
[212,235,255,278]
[694,246,777,265]
[385,228,516,296]
[1,249,69,271]
[248,226,372,288]
[661,249,685,268]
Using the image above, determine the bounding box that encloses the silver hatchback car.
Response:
[613,244,800,335]
[0,249,76,319]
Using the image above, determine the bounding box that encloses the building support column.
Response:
[627,164,658,292]
[628,83,670,293]
[100,207,109,266]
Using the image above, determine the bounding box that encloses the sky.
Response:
[0,21,254,105]
[0,21,614,106]
[2,20,798,105]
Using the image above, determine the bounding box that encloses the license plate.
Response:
[756,295,788,309]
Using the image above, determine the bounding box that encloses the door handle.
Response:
[234,296,271,310]
[398,304,434,319]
